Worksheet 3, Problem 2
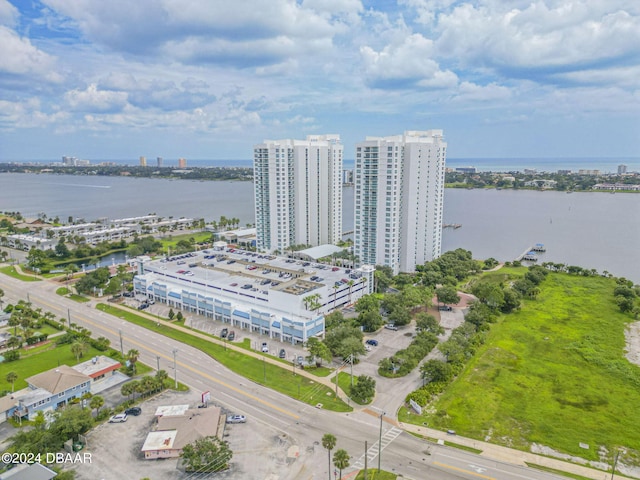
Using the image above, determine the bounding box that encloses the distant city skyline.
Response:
[1,1,638,161]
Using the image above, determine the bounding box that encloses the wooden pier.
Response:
[516,243,546,262]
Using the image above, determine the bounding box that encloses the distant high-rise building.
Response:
[253,135,343,253]
[139,156,147,167]
[178,158,187,168]
[618,164,628,174]
[354,130,446,275]
[455,166,477,174]
[157,157,163,167]
[62,156,77,166]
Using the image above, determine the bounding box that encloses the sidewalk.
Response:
[400,423,634,480]
[102,303,354,405]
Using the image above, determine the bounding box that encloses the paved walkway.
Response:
[400,423,634,480]
[102,303,353,404]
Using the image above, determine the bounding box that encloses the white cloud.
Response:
[65,84,128,113]
[0,98,68,130]
[361,33,458,89]
[0,26,60,81]
[435,1,640,75]
[41,0,349,67]
[0,0,18,26]
[454,81,512,102]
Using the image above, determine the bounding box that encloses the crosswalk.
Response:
[351,426,403,469]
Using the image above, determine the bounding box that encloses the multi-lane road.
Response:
[0,273,568,480]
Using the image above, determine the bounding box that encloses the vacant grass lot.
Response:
[0,266,41,281]
[409,272,640,461]
[0,343,111,392]
[96,304,351,412]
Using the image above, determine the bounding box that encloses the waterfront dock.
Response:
[517,243,547,262]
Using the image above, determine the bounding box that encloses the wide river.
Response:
[1,173,638,281]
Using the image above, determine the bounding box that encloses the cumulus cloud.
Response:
[435,0,640,78]
[361,33,458,89]
[41,0,347,67]
[0,0,18,26]
[65,84,128,113]
[0,98,68,130]
[0,26,60,81]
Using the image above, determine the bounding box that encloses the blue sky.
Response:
[0,0,639,161]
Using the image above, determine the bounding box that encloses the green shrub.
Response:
[4,350,20,362]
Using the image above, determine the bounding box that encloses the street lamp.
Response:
[378,411,386,472]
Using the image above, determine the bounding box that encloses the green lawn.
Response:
[68,294,90,303]
[403,273,640,462]
[158,232,212,249]
[0,343,115,392]
[56,287,70,295]
[525,463,595,480]
[354,470,397,480]
[96,304,351,412]
[336,371,371,405]
[0,266,41,282]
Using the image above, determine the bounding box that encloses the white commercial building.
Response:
[253,135,343,253]
[354,130,446,275]
[133,247,374,344]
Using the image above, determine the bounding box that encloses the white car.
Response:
[261,342,269,353]
[109,413,128,423]
[226,415,247,424]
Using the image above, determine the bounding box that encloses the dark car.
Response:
[220,328,228,339]
[125,407,141,416]
[137,303,149,310]
[228,331,235,341]
[365,339,379,346]
[438,305,453,311]
[123,291,134,297]
[279,348,286,359]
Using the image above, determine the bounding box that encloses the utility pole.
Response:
[350,354,354,387]
[378,412,384,473]
[118,329,124,357]
[173,349,178,388]
[156,356,160,371]
[67,308,71,328]
[263,356,266,383]
[364,440,367,480]
[611,450,621,480]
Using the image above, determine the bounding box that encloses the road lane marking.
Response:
[434,461,496,479]
[34,296,300,420]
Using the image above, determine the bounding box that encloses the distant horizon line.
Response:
[1,156,639,163]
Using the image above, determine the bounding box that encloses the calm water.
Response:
[1,173,638,281]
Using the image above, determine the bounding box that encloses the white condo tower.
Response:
[353,130,446,274]
[254,135,343,253]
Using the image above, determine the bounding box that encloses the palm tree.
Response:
[7,336,22,350]
[347,280,354,305]
[321,433,337,480]
[333,449,350,479]
[127,349,140,373]
[6,371,18,392]
[70,340,89,362]
[121,381,136,401]
[89,395,104,416]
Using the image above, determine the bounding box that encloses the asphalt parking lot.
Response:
[70,388,303,480]
[128,298,312,365]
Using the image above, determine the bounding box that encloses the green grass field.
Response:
[96,304,351,412]
[403,272,640,462]
[354,470,397,480]
[0,266,41,281]
[158,232,212,249]
[0,343,112,392]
